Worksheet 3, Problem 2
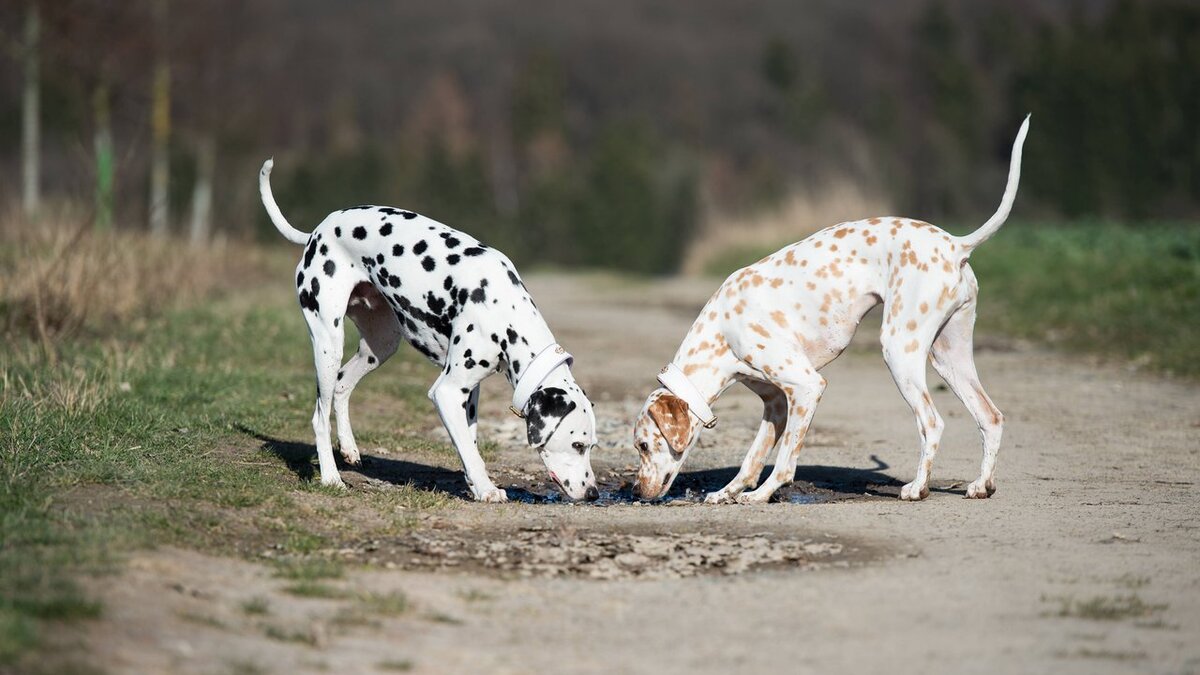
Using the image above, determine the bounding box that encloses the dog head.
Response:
[632,388,701,500]
[524,385,598,501]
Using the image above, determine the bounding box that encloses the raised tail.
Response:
[258,159,310,245]
[957,114,1030,256]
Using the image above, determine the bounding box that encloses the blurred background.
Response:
[0,0,1197,372]
[1,0,1198,270]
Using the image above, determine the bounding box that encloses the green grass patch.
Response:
[703,221,1200,376]
[0,285,454,665]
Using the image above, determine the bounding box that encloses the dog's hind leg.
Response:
[735,363,826,505]
[930,283,1003,499]
[333,283,403,465]
[705,379,787,504]
[881,301,956,501]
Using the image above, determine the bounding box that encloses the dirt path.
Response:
[72,274,1200,674]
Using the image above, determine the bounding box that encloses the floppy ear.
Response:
[648,392,694,453]
[524,387,577,447]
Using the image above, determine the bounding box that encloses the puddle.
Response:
[498,471,861,506]
[379,527,859,580]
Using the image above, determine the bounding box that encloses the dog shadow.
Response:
[672,454,910,499]
[235,424,470,498]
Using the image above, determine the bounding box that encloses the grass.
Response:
[0,227,456,666]
[703,220,1200,377]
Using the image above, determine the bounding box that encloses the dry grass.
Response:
[0,208,276,349]
[682,178,892,275]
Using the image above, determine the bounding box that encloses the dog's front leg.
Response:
[706,380,787,504]
[736,367,826,505]
[430,377,506,502]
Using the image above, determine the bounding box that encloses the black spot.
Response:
[463,246,485,257]
[367,356,377,365]
[507,269,522,285]
[319,244,328,255]
[335,227,342,237]
[379,222,393,237]
[466,324,474,332]
[426,293,446,315]
[337,371,344,380]
[401,210,417,219]
[303,239,317,267]
[393,244,404,256]
[343,205,374,211]
[511,359,521,374]
[422,256,436,272]
[296,271,305,286]
[298,276,321,313]
[377,253,385,264]
[333,317,339,327]
[447,254,460,265]
[506,328,519,344]
[323,259,336,276]
[479,359,490,368]
[468,403,476,418]
[490,333,499,343]
[470,287,487,303]
[445,236,460,248]
[524,387,577,446]
[453,335,461,345]
[457,288,468,305]
[361,256,374,268]
[414,240,428,255]
[352,226,367,240]
[443,276,454,291]
[464,357,477,369]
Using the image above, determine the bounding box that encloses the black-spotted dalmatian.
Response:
[259,160,599,502]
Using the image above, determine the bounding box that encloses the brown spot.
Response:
[750,323,772,339]
[868,217,881,225]
[784,250,798,266]
[833,228,849,239]
[814,241,823,248]
[904,339,919,353]
[907,320,918,331]
[770,277,784,288]
[920,302,929,314]
[829,244,838,252]
[770,310,790,329]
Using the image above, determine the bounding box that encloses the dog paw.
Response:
[704,490,736,505]
[320,475,348,489]
[899,481,929,501]
[965,478,996,499]
[475,487,508,503]
[735,489,773,505]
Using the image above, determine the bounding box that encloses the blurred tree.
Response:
[912,0,980,217]
[147,0,171,235]
[21,0,39,220]
[759,36,826,142]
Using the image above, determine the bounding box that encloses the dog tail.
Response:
[957,114,1030,256]
[259,159,310,246]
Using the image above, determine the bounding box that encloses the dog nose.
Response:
[585,486,599,501]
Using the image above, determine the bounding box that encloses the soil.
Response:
[59,274,1200,674]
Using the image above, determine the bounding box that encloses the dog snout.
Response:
[585,485,599,501]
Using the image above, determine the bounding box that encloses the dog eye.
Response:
[572,441,587,454]
[637,441,649,454]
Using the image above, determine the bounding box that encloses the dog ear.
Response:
[648,392,693,453]
[524,387,577,447]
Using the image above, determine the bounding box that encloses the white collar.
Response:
[512,343,574,414]
[657,362,717,428]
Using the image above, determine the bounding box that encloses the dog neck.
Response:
[669,323,739,412]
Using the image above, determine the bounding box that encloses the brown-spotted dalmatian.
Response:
[633,116,1030,504]
[259,160,598,502]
